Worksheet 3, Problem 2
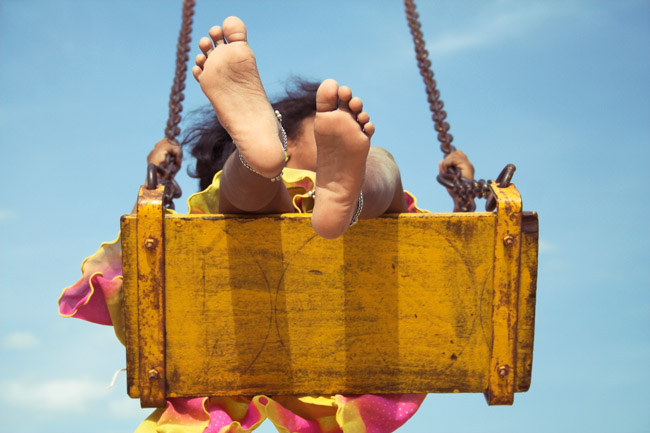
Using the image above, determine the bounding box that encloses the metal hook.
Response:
[485,164,517,212]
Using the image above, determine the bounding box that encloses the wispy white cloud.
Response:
[428,4,562,56]
[2,331,40,350]
[1,376,146,424]
[2,378,108,414]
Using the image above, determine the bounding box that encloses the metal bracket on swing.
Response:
[485,178,522,405]
[136,181,167,408]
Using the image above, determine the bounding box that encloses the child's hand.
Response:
[147,138,183,172]
[438,150,474,180]
[438,150,476,211]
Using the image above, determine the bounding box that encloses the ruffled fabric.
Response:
[58,236,123,326]
[133,394,425,433]
[186,167,318,214]
[59,168,426,433]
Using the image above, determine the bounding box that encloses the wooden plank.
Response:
[121,209,537,403]
[121,215,139,399]
[159,213,494,396]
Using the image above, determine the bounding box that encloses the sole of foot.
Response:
[192,16,285,179]
[311,79,374,239]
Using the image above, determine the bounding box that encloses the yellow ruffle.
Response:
[186,168,317,215]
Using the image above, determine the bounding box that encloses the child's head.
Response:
[183,79,319,190]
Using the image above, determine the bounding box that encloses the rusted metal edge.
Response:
[485,182,522,405]
[120,216,139,399]
[516,211,539,393]
[136,184,167,407]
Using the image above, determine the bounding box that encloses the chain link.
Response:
[403,0,454,157]
[164,0,195,144]
[404,0,514,212]
[147,0,195,209]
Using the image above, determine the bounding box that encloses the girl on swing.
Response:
[151,16,474,230]
[60,16,474,433]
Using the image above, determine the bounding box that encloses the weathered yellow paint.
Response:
[121,214,139,399]
[135,185,166,407]
[485,183,522,405]
[121,184,538,407]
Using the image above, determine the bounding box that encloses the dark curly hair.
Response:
[181,80,319,190]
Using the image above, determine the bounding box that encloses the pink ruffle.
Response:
[140,394,425,433]
[58,236,123,326]
[336,394,426,433]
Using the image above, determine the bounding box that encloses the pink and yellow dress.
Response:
[59,168,426,433]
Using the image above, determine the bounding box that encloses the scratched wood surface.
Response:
[122,212,537,398]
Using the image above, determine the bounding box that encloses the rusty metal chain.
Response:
[403,0,454,157]
[403,0,514,212]
[165,0,195,144]
[147,0,195,209]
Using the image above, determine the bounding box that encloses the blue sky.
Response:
[0,1,648,432]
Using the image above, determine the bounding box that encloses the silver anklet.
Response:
[350,191,364,226]
[309,190,364,226]
[238,110,288,182]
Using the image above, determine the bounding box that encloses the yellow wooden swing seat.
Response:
[121,181,537,409]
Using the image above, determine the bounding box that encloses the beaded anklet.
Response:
[309,190,364,226]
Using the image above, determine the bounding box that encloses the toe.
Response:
[338,86,352,102]
[363,122,375,138]
[349,96,363,114]
[198,37,214,56]
[316,79,340,112]
[338,86,352,112]
[195,53,206,68]
[192,65,202,81]
[357,111,370,125]
[208,25,224,46]
[222,16,248,43]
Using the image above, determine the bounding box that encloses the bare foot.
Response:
[311,79,374,239]
[192,16,285,178]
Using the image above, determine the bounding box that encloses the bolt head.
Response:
[503,235,514,247]
[144,238,157,250]
[497,366,509,377]
[148,368,160,380]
